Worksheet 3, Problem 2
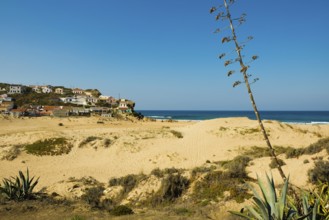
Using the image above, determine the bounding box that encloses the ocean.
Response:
[137,110,329,124]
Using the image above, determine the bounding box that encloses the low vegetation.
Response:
[110,205,134,216]
[79,136,101,148]
[109,174,146,196]
[269,158,286,169]
[81,186,105,208]
[151,167,184,178]
[0,168,39,201]
[308,160,329,184]
[170,130,183,138]
[241,137,329,160]
[149,173,189,206]
[25,138,73,156]
[1,145,21,161]
[192,155,252,204]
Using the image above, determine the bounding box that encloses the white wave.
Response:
[310,121,329,125]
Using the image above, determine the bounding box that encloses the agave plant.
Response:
[0,168,39,200]
[311,182,329,219]
[229,174,312,220]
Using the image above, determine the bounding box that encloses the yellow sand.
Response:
[0,116,328,190]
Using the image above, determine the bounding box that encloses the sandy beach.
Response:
[1,116,328,188]
[1,116,329,219]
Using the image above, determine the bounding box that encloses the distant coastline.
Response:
[138,110,329,124]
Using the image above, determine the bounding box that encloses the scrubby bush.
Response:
[79,136,101,148]
[223,155,251,178]
[81,186,105,208]
[25,138,72,156]
[104,139,112,148]
[284,147,303,158]
[149,173,189,206]
[303,159,310,164]
[192,170,251,203]
[109,174,146,195]
[269,158,286,169]
[191,166,215,179]
[150,167,183,178]
[308,160,329,184]
[110,205,134,216]
[170,130,183,138]
[160,173,189,201]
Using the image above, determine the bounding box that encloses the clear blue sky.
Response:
[1,0,328,110]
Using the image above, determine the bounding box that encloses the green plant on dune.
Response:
[211,0,286,180]
[230,174,298,219]
[0,168,39,201]
[25,138,72,156]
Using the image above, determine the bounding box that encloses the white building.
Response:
[8,85,25,94]
[41,86,53,93]
[60,96,88,106]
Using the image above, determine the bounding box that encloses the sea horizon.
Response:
[137,110,329,124]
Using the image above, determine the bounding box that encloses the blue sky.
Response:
[0,0,328,110]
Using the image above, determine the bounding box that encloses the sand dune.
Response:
[1,116,328,191]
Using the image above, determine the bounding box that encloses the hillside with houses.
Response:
[0,83,137,118]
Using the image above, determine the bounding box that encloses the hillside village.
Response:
[0,82,137,118]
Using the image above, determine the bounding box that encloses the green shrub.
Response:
[170,130,183,138]
[159,173,189,201]
[109,174,146,195]
[150,167,183,178]
[308,160,329,184]
[269,158,286,169]
[303,159,309,164]
[191,166,215,179]
[81,186,105,208]
[284,147,303,158]
[151,168,164,178]
[70,216,85,220]
[223,155,251,178]
[242,146,271,158]
[192,170,251,203]
[58,123,64,126]
[79,136,101,148]
[104,138,112,148]
[25,138,72,156]
[0,168,39,201]
[110,205,134,216]
[173,207,192,215]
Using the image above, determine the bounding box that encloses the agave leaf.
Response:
[246,205,263,220]
[252,196,270,219]
[302,195,309,217]
[279,176,289,208]
[312,199,319,220]
[258,175,276,216]
[247,179,263,203]
[228,210,252,219]
[30,177,39,193]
